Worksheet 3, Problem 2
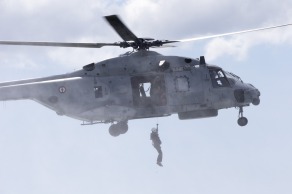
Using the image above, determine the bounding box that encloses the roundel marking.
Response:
[59,86,66,93]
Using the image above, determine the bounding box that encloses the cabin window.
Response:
[175,76,189,92]
[94,86,103,98]
[139,82,151,98]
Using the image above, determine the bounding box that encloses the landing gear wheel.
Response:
[108,121,128,137]
[237,117,248,126]
[118,121,128,134]
[109,124,120,137]
[237,107,248,126]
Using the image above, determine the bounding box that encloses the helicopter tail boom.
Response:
[0,76,81,101]
[0,83,34,101]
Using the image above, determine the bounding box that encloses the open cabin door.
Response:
[131,75,166,107]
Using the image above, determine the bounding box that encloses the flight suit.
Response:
[150,130,163,166]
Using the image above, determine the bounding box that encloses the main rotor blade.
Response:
[0,41,119,48]
[151,45,177,48]
[173,23,292,43]
[104,15,138,41]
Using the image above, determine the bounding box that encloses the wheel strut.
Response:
[237,107,248,127]
[238,107,243,118]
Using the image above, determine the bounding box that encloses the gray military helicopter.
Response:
[0,15,291,136]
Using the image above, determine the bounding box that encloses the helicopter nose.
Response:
[246,84,261,106]
[251,89,260,105]
[234,84,260,105]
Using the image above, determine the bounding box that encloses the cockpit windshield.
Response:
[209,68,230,88]
[225,71,242,81]
[224,71,242,86]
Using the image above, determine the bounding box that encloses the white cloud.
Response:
[204,37,248,61]
[47,47,122,69]
[204,25,292,61]
[0,52,38,69]
[0,0,292,67]
[0,0,50,12]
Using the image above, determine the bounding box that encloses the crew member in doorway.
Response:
[150,127,163,167]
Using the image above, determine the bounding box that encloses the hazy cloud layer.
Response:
[1,2,292,194]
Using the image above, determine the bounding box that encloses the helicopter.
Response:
[0,15,291,137]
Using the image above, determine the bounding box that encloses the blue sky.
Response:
[0,0,292,194]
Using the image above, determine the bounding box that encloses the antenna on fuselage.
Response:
[200,56,206,65]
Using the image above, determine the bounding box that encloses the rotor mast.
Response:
[104,15,167,51]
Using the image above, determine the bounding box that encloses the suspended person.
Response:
[150,127,163,167]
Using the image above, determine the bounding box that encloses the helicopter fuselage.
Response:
[0,51,260,126]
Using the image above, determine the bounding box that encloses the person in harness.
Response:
[150,126,163,167]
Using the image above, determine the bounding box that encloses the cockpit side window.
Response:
[209,69,230,88]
